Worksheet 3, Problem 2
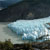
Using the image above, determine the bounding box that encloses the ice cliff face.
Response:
[8,16,50,42]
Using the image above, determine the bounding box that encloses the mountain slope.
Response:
[0,1,50,22]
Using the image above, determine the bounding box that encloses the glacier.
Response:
[8,16,50,42]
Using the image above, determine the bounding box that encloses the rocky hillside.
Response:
[0,0,50,22]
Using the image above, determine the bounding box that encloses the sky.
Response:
[0,0,22,10]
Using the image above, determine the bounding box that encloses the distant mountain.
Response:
[0,0,22,9]
[0,1,8,8]
[0,0,50,22]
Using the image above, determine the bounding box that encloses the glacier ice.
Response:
[8,16,50,42]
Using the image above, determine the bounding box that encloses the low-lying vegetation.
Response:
[0,39,50,50]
